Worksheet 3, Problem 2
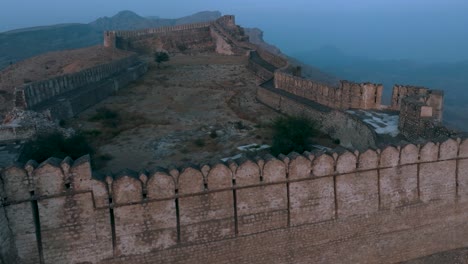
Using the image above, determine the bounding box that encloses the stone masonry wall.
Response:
[0,179,18,264]
[399,96,452,141]
[16,55,139,109]
[34,62,148,121]
[391,85,444,121]
[274,71,383,110]
[1,138,468,263]
[257,86,377,150]
[115,27,215,55]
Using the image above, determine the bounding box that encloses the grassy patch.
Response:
[86,107,148,144]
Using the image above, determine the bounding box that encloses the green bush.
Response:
[20,132,94,163]
[270,115,319,156]
[154,51,170,67]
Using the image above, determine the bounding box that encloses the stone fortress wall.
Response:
[16,55,139,109]
[2,138,468,263]
[0,54,147,143]
[274,71,383,110]
[256,63,450,142]
[1,14,465,264]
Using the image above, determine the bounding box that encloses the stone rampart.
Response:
[256,48,288,69]
[0,183,18,264]
[399,95,452,140]
[391,85,444,119]
[15,55,139,109]
[33,62,148,121]
[257,85,377,150]
[1,138,468,263]
[274,71,383,110]
[109,22,213,41]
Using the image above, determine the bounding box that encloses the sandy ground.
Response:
[71,54,282,172]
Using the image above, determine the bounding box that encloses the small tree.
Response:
[154,51,169,68]
[270,115,319,156]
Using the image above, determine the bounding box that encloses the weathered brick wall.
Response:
[257,85,377,150]
[0,178,18,264]
[399,95,451,140]
[391,85,429,110]
[17,55,139,109]
[35,62,148,121]
[1,138,468,263]
[0,156,113,264]
[274,71,383,110]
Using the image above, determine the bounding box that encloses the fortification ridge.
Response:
[2,137,467,206]
[2,136,468,263]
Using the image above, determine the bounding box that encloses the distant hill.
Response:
[89,10,222,31]
[293,46,468,131]
[0,11,222,70]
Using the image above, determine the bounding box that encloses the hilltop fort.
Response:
[0,15,466,264]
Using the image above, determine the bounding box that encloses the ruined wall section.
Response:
[392,85,444,120]
[274,71,383,110]
[15,55,139,109]
[111,22,212,40]
[109,16,251,56]
[116,27,216,55]
[399,95,453,140]
[257,86,377,150]
[1,138,468,263]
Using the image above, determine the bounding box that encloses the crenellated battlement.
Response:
[274,71,383,110]
[2,137,468,263]
[2,137,467,205]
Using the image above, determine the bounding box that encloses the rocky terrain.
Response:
[70,54,277,171]
[68,54,335,172]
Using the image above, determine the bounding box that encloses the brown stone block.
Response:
[179,191,234,243]
[312,154,335,177]
[237,184,288,235]
[336,151,357,174]
[114,200,177,256]
[419,160,456,202]
[336,171,379,218]
[380,165,418,209]
[289,177,335,226]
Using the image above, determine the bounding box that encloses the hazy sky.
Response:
[2,0,468,62]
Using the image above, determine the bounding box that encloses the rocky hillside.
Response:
[0,11,221,70]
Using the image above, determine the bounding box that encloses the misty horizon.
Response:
[2,0,468,63]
